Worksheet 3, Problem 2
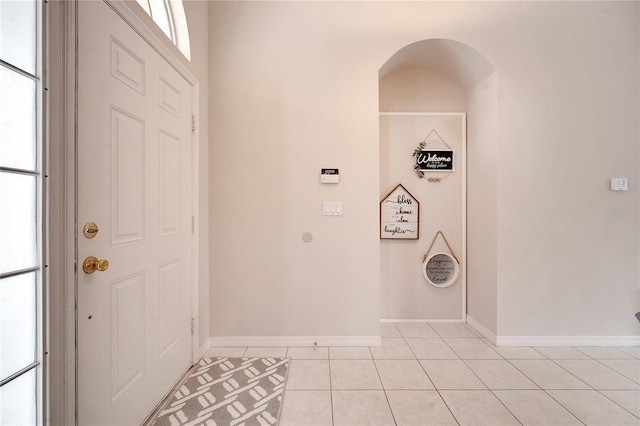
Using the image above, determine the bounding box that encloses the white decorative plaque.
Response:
[422,252,459,287]
[380,183,419,240]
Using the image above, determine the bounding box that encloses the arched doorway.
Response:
[379,39,498,335]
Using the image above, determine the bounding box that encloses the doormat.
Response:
[152,357,289,426]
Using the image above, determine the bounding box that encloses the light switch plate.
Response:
[323,201,343,216]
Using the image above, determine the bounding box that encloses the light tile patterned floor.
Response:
[204,322,640,426]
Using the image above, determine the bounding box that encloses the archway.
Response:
[379,39,499,337]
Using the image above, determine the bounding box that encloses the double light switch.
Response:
[323,201,343,216]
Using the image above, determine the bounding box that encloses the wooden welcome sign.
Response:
[380,184,419,239]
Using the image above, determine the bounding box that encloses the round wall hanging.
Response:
[422,252,459,288]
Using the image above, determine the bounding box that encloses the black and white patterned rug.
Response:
[152,357,289,426]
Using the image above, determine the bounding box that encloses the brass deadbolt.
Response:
[83,222,99,239]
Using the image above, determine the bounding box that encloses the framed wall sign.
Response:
[415,149,455,172]
[412,130,456,179]
[421,230,460,288]
[380,183,419,239]
[422,252,459,288]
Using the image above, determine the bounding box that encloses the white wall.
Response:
[208,1,639,340]
[208,2,382,339]
[494,3,639,338]
[466,72,498,335]
[379,68,466,113]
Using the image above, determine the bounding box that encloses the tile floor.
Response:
[204,322,640,426]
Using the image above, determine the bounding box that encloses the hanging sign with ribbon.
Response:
[422,231,459,288]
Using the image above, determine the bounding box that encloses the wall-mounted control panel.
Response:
[610,178,628,191]
[321,168,340,184]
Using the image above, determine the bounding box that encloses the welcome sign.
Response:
[415,150,455,171]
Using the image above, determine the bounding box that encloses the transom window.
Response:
[136,0,191,60]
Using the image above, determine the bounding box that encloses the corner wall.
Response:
[183,0,211,351]
[466,72,498,337]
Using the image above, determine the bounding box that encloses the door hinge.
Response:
[192,216,195,233]
[191,115,196,132]
[191,318,196,335]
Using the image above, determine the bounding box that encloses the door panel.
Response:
[111,107,145,243]
[159,260,181,354]
[77,1,193,424]
[110,273,145,401]
[160,132,182,235]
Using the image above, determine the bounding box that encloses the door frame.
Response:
[49,1,200,424]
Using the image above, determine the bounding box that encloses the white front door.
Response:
[76,1,194,424]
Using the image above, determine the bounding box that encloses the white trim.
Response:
[48,1,78,423]
[460,114,467,322]
[496,335,640,347]
[197,338,212,360]
[379,112,466,116]
[190,104,200,365]
[465,316,640,347]
[211,336,382,348]
[466,316,497,345]
[380,318,465,324]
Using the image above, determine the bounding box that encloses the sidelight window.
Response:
[0,0,44,424]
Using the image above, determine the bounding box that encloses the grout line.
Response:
[539,352,639,421]
[453,354,524,425]
[435,390,462,426]
[328,356,335,425]
[591,358,640,385]
[547,358,595,390]
[542,390,588,425]
[371,357,398,425]
[504,356,587,425]
[597,390,640,420]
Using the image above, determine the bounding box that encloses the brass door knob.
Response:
[83,256,109,274]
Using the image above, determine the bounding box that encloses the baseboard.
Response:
[197,337,212,360]
[465,316,640,347]
[210,335,382,348]
[466,315,497,344]
[380,318,465,324]
[496,335,640,347]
